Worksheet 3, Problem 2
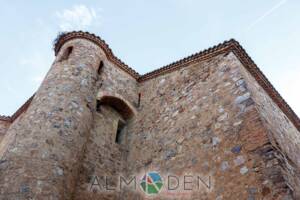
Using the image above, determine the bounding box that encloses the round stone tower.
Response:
[0,32,105,199]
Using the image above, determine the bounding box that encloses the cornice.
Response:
[0,115,11,122]
[10,95,35,121]
[229,41,300,131]
[0,95,34,123]
[138,39,234,81]
[1,32,299,132]
[54,31,140,79]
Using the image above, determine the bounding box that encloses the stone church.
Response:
[0,31,299,199]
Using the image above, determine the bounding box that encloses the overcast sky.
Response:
[0,0,299,117]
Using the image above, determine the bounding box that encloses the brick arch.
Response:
[97,91,137,120]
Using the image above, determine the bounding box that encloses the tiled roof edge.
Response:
[10,94,35,121]
[2,35,299,132]
[0,95,34,123]
[229,40,300,131]
[0,115,11,122]
[138,39,234,81]
[54,31,140,79]
[138,38,300,131]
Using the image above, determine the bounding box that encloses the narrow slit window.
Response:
[58,46,73,62]
[138,93,141,107]
[96,100,101,112]
[115,120,126,144]
[98,61,104,75]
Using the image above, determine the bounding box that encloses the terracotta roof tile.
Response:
[0,115,11,122]
[1,32,299,132]
[54,31,140,79]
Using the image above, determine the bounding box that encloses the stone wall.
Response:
[0,112,26,159]
[237,54,300,198]
[0,32,298,200]
[120,52,289,199]
[0,120,10,143]
[100,60,138,107]
[74,105,125,200]
[0,38,103,199]
[74,52,138,199]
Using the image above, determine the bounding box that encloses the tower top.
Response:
[1,31,299,132]
[54,31,140,79]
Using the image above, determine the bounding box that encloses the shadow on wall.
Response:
[96,95,136,120]
[96,94,136,145]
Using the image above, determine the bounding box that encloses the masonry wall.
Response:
[0,33,298,200]
[74,56,138,199]
[100,60,138,107]
[0,38,103,199]
[0,120,10,143]
[0,111,26,158]
[237,56,300,198]
[74,105,125,200]
[122,52,293,199]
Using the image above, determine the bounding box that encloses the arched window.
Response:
[97,95,134,144]
[97,96,134,120]
[57,46,73,62]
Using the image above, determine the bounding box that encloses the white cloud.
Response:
[55,4,100,31]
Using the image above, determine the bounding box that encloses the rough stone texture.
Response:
[100,59,138,107]
[0,120,10,143]
[123,52,292,199]
[74,106,125,200]
[0,32,299,200]
[0,38,103,199]
[236,54,300,198]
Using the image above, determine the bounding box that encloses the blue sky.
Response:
[0,0,299,117]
